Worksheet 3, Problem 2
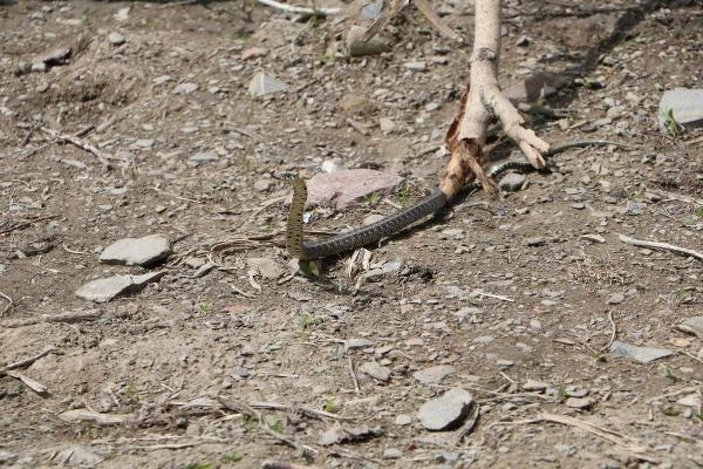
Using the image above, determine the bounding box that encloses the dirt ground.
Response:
[1,0,702,467]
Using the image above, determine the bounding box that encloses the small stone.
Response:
[515,35,531,46]
[404,61,426,71]
[346,25,390,57]
[610,340,674,363]
[305,169,402,210]
[363,214,385,225]
[565,397,594,409]
[525,236,546,247]
[247,257,283,280]
[172,82,198,95]
[75,271,166,303]
[135,138,154,149]
[248,72,289,97]
[626,201,645,216]
[522,379,550,392]
[114,7,130,21]
[496,359,514,369]
[440,228,464,240]
[253,179,271,191]
[191,151,219,162]
[321,159,344,173]
[499,172,527,192]
[581,234,605,243]
[379,117,396,134]
[241,47,268,60]
[100,234,172,266]
[0,451,17,464]
[31,62,47,73]
[606,292,625,305]
[394,414,412,426]
[358,361,390,382]
[107,32,125,46]
[412,365,455,384]
[472,336,494,345]
[344,338,374,351]
[676,393,701,409]
[565,386,588,398]
[678,316,703,339]
[153,75,172,85]
[417,388,474,431]
[383,448,402,459]
[54,446,104,465]
[658,88,703,131]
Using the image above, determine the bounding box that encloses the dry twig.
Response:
[600,310,617,353]
[0,291,13,316]
[256,0,340,16]
[348,355,361,394]
[40,127,112,167]
[2,310,102,328]
[506,413,656,462]
[0,345,60,376]
[618,234,703,262]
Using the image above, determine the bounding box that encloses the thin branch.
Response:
[600,310,617,353]
[2,310,102,328]
[618,234,703,262]
[0,291,13,316]
[40,127,112,167]
[0,345,60,376]
[256,0,340,16]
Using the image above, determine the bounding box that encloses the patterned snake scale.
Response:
[286,141,621,260]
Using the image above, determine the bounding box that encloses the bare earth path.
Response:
[0,1,701,467]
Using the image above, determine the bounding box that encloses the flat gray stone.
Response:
[383,448,402,459]
[413,365,455,385]
[678,316,703,339]
[190,151,219,163]
[499,172,527,192]
[525,236,546,247]
[418,388,473,431]
[100,235,172,266]
[404,61,427,71]
[305,169,402,210]
[346,25,390,57]
[565,397,594,409]
[0,450,17,464]
[358,361,390,382]
[172,82,198,95]
[247,257,283,280]
[54,445,105,465]
[677,393,701,408]
[248,72,289,97]
[522,379,551,392]
[76,271,166,302]
[108,32,125,46]
[658,88,703,131]
[610,340,674,363]
[344,338,374,352]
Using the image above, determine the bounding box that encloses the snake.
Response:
[286,141,622,260]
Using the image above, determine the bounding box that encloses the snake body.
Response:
[286,141,622,260]
[287,161,532,260]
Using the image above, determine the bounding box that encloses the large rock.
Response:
[658,88,703,131]
[418,388,473,431]
[100,234,171,266]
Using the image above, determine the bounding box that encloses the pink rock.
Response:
[241,47,268,60]
[305,169,402,209]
